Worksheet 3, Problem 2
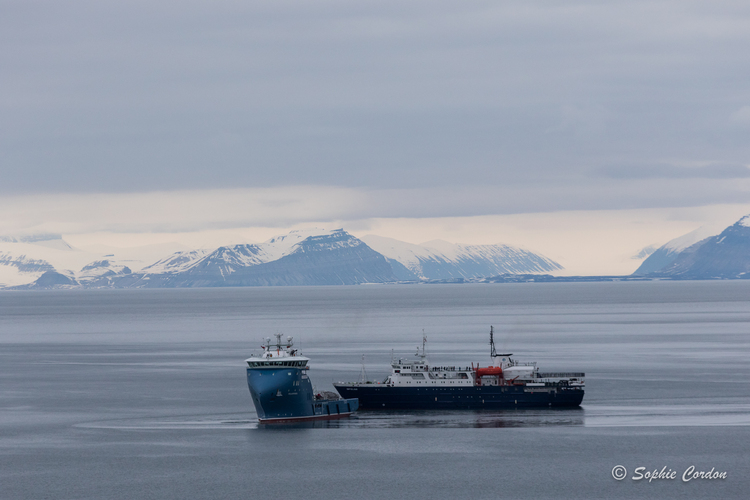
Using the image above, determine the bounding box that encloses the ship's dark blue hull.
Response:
[334,384,583,410]
[247,368,358,422]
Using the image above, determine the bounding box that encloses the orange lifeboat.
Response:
[475,366,503,377]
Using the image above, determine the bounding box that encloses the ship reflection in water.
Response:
[256,408,585,429]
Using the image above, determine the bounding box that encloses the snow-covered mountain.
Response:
[140,250,211,274]
[0,235,77,287]
[76,260,134,286]
[115,229,399,287]
[633,226,719,275]
[0,235,192,288]
[361,235,562,280]
[0,253,55,287]
[633,215,750,279]
[8,228,564,289]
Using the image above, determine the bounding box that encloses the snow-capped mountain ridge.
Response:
[5,228,563,289]
[0,237,83,287]
[633,225,722,275]
[141,250,211,274]
[117,229,397,287]
[361,235,562,280]
[261,228,340,261]
[148,228,351,281]
[634,213,750,278]
[77,260,133,284]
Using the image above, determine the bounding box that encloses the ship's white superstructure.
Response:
[334,327,585,410]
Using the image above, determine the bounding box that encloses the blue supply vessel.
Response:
[334,327,584,410]
[246,333,358,423]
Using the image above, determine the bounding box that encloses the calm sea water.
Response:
[1,282,749,499]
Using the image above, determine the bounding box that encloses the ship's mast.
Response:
[490,325,497,358]
[416,329,427,362]
[359,354,368,383]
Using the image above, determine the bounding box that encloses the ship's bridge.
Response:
[390,359,428,371]
[245,333,309,369]
[246,358,308,369]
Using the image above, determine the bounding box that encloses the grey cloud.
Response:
[596,163,750,180]
[730,106,750,124]
[2,1,750,217]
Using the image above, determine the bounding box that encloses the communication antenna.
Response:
[274,332,283,347]
[359,354,368,383]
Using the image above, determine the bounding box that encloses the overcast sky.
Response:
[3,1,750,272]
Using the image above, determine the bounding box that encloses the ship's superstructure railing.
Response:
[390,364,474,371]
[247,359,308,368]
[508,361,537,367]
[537,372,585,378]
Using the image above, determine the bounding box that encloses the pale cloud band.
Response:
[0,187,360,236]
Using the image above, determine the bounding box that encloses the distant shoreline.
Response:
[5,273,750,291]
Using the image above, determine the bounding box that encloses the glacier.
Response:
[361,235,562,280]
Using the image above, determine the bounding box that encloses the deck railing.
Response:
[537,372,585,378]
